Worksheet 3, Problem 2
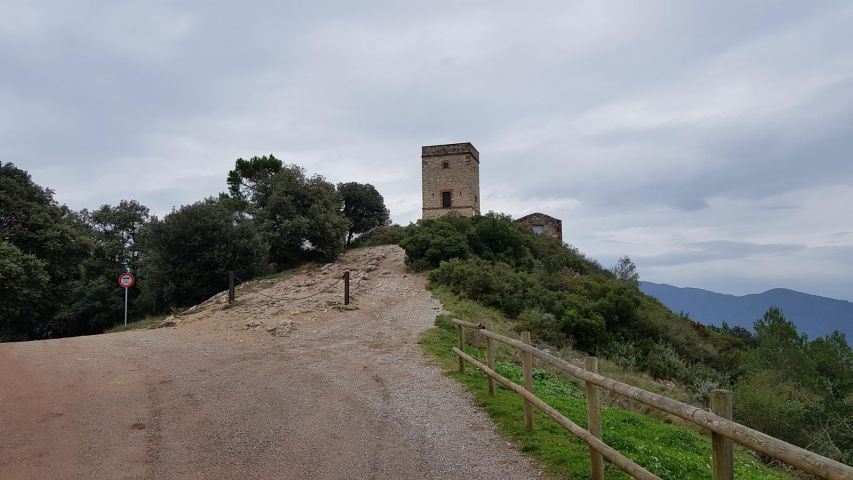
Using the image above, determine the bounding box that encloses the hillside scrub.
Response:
[401,213,852,465]
[401,214,723,375]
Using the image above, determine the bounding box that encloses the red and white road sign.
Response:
[118,272,135,288]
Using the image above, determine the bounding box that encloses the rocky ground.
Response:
[0,245,542,479]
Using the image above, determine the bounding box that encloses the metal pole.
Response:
[124,286,128,326]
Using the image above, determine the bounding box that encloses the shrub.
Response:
[350,224,408,248]
[138,198,270,311]
[429,258,539,317]
[643,340,689,381]
[401,221,470,271]
[734,370,817,446]
[606,340,645,372]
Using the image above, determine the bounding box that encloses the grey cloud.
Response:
[2,0,853,299]
[637,241,804,267]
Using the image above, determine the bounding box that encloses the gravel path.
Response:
[0,245,542,479]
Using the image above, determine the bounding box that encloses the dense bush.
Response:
[350,224,408,248]
[138,199,270,311]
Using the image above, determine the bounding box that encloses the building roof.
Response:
[516,212,561,223]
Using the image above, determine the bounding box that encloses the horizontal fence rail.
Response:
[451,318,853,480]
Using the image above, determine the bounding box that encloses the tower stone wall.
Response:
[421,143,480,219]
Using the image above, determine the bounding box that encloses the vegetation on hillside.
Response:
[420,309,791,479]
[0,158,390,340]
[379,213,852,466]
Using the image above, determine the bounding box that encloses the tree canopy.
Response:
[139,198,269,311]
[337,182,390,246]
[0,163,91,339]
[226,155,283,211]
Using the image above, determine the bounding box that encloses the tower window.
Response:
[442,161,449,169]
[441,191,452,208]
[532,225,545,234]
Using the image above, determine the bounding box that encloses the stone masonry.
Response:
[515,212,563,241]
[421,143,481,219]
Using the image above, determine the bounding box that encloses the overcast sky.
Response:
[3,1,852,300]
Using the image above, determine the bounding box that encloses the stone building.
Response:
[421,143,480,219]
[420,142,564,242]
[515,212,563,242]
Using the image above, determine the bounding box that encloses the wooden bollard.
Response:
[457,324,465,374]
[228,271,235,304]
[585,356,604,480]
[486,336,496,396]
[711,390,734,480]
[343,271,350,305]
[521,331,534,431]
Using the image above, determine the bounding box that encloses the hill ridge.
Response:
[639,281,853,338]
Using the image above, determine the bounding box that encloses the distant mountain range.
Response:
[639,282,852,339]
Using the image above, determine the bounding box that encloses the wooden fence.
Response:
[451,319,853,480]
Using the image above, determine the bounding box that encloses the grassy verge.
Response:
[420,290,792,480]
[105,314,168,333]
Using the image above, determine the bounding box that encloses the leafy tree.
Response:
[0,162,91,284]
[254,164,348,266]
[0,163,91,340]
[337,182,390,247]
[54,201,153,336]
[743,307,815,380]
[810,332,853,400]
[611,256,639,285]
[138,198,269,311]
[0,241,50,340]
[80,200,150,271]
[226,155,283,211]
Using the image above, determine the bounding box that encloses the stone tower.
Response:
[421,142,481,219]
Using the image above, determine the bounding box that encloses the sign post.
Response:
[118,273,135,326]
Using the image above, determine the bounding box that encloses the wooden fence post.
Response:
[486,336,496,396]
[711,389,734,480]
[585,356,604,480]
[228,271,235,304]
[343,271,350,305]
[521,331,534,431]
[457,324,465,374]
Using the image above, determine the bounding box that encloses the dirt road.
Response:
[0,246,540,479]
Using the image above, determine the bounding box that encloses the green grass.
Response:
[420,312,792,480]
[105,314,168,333]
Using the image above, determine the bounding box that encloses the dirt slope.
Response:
[0,245,540,479]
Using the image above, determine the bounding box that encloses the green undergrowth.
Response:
[420,314,791,480]
[105,313,168,333]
